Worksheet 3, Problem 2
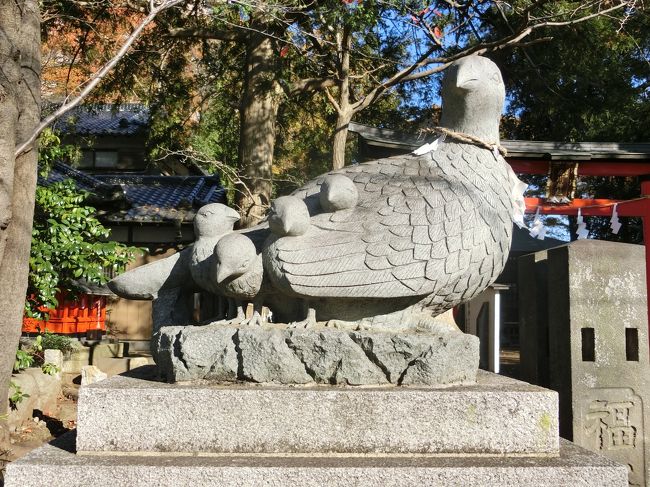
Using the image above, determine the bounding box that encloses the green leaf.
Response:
[27,145,139,317]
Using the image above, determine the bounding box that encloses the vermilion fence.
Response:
[23,293,107,335]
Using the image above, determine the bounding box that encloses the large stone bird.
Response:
[262,55,517,331]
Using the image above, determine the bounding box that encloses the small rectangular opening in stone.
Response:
[581,328,595,362]
[626,328,639,362]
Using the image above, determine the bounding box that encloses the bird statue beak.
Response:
[455,59,479,91]
[225,207,241,222]
[216,267,228,284]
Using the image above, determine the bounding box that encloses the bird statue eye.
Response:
[492,72,501,83]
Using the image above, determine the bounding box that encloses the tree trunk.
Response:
[0,0,41,449]
[332,109,353,171]
[236,30,281,228]
[331,26,352,171]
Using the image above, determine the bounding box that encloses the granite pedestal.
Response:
[5,434,626,487]
[5,366,627,486]
[75,367,557,455]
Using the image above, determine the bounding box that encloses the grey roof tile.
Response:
[51,104,149,137]
[349,122,650,160]
[41,162,227,223]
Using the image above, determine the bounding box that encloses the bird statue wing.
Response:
[108,247,196,300]
[265,146,512,299]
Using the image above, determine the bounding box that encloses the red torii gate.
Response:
[509,159,650,344]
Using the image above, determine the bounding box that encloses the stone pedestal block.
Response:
[91,342,126,359]
[76,368,558,456]
[153,323,479,386]
[5,434,627,487]
[547,241,650,486]
[128,356,152,369]
[519,240,650,486]
[43,349,63,379]
[61,342,90,374]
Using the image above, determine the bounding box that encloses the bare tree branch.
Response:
[351,45,437,113]
[324,87,341,113]
[168,26,246,41]
[531,1,632,27]
[15,0,185,158]
[400,0,631,84]
[155,147,259,206]
[289,77,337,95]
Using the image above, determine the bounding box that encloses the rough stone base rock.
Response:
[8,368,61,433]
[76,368,558,455]
[152,322,479,386]
[5,434,627,487]
[80,365,107,386]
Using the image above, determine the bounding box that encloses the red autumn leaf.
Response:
[280,46,290,57]
[434,26,442,38]
[410,15,419,24]
[433,9,442,17]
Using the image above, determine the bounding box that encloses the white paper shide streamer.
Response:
[529,207,546,240]
[576,208,589,240]
[412,134,446,156]
[610,204,622,234]
[506,165,528,229]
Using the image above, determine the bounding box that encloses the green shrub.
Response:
[26,128,141,319]
[13,350,34,372]
[8,382,29,409]
[40,331,74,355]
[41,363,61,376]
[14,332,73,370]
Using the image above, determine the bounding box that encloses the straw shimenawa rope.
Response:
[420,126,508,158]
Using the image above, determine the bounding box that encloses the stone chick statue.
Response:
[211,196,311,326]
[212,233,265,325]
[261,55,516,331]
[108,203,240,319]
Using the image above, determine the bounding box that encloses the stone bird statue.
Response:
[262,55,516,331]
[108,203,240,300]
[213,232,265,325]
[211,197,312,326]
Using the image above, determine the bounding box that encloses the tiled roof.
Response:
[42,162,227,223]
[51,104,149,137]
[349,122,650,160]
[41,161,123,197]
[95,174,227,223]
